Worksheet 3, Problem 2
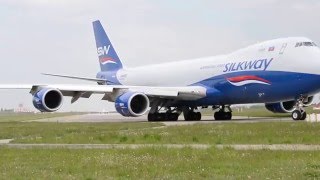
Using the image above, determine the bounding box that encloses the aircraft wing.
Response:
[42,73,107,84]
[0,84,207,103]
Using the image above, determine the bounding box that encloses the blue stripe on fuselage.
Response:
[183,71,320,106]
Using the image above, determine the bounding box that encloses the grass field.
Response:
[0,121,319,145]
[0,147,320,179]
[1,112,320,179]
[232,107,291,117]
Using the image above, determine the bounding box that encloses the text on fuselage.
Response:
[223,58,273,72]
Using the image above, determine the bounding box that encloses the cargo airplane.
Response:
[1,20,319,121]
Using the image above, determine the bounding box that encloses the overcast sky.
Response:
[0,0,320,111]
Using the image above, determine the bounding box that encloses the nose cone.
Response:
[313,46,320,59]
[309,47,320,74]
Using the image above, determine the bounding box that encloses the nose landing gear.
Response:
[291,97,307,121]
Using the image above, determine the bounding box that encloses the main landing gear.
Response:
[183,107,201,121]
[147,105,233,121]
[148,107,181,121]
[213,105,232,120]
[147,106,202,121]
[291,97,307,121]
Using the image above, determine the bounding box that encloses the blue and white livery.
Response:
[1,20,320,121]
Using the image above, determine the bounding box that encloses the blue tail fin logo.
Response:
[93,20,123,72]
[97,45,117,64]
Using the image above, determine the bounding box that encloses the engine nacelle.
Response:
[265,96,314,113]
[115,92,149,117]
[32,88,63,112]
[302,96,314,107]
[265,101,296,113]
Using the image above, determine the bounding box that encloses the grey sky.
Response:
[0,0,319,111]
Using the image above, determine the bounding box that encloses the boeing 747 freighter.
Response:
[2,20,320,121]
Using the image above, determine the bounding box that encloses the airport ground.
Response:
[0,110,320,179]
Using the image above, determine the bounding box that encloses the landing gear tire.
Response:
[166,113,179,121]
[148,113,161,122]
[148,106,181,122]
[147,113,157,122]
[148,113,179,122]
[183,111,201,121]
[301,112,307,120]
[292,110,302,121]
[213,105,232,120]
[214,111,232,120]
[291,110,306,121]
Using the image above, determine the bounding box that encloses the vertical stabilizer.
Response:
[93,20,123,72]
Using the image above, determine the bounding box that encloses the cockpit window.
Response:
[295,42,317,47]
[304,42,313,46]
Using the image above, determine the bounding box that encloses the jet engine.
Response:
[32,88,63,112]
[115,91,149,117]
[265,101,296,113]
[302,96,314,107]
[265,96,314,113]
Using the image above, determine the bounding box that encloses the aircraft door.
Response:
[279,43,287,54]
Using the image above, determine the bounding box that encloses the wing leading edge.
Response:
[0,84,207,103]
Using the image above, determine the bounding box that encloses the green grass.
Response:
[0,147,319,179]
[0,113,320,179]
[0,112,83,122]
[232,107,291,117]
[1,122,320,144]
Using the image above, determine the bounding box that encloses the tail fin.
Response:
[93,20,123,72]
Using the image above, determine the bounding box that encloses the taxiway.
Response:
[27,113,292,124]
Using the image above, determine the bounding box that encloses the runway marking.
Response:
[1,143,320,151]
[0,139,13,144]
[0,144,209,150]
[216,144,320,151]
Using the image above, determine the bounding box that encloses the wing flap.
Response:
[70,91,93,103]
[143,87,206,100]
[114,86,207,100]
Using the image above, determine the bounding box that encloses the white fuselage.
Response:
[117,37,320,87]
